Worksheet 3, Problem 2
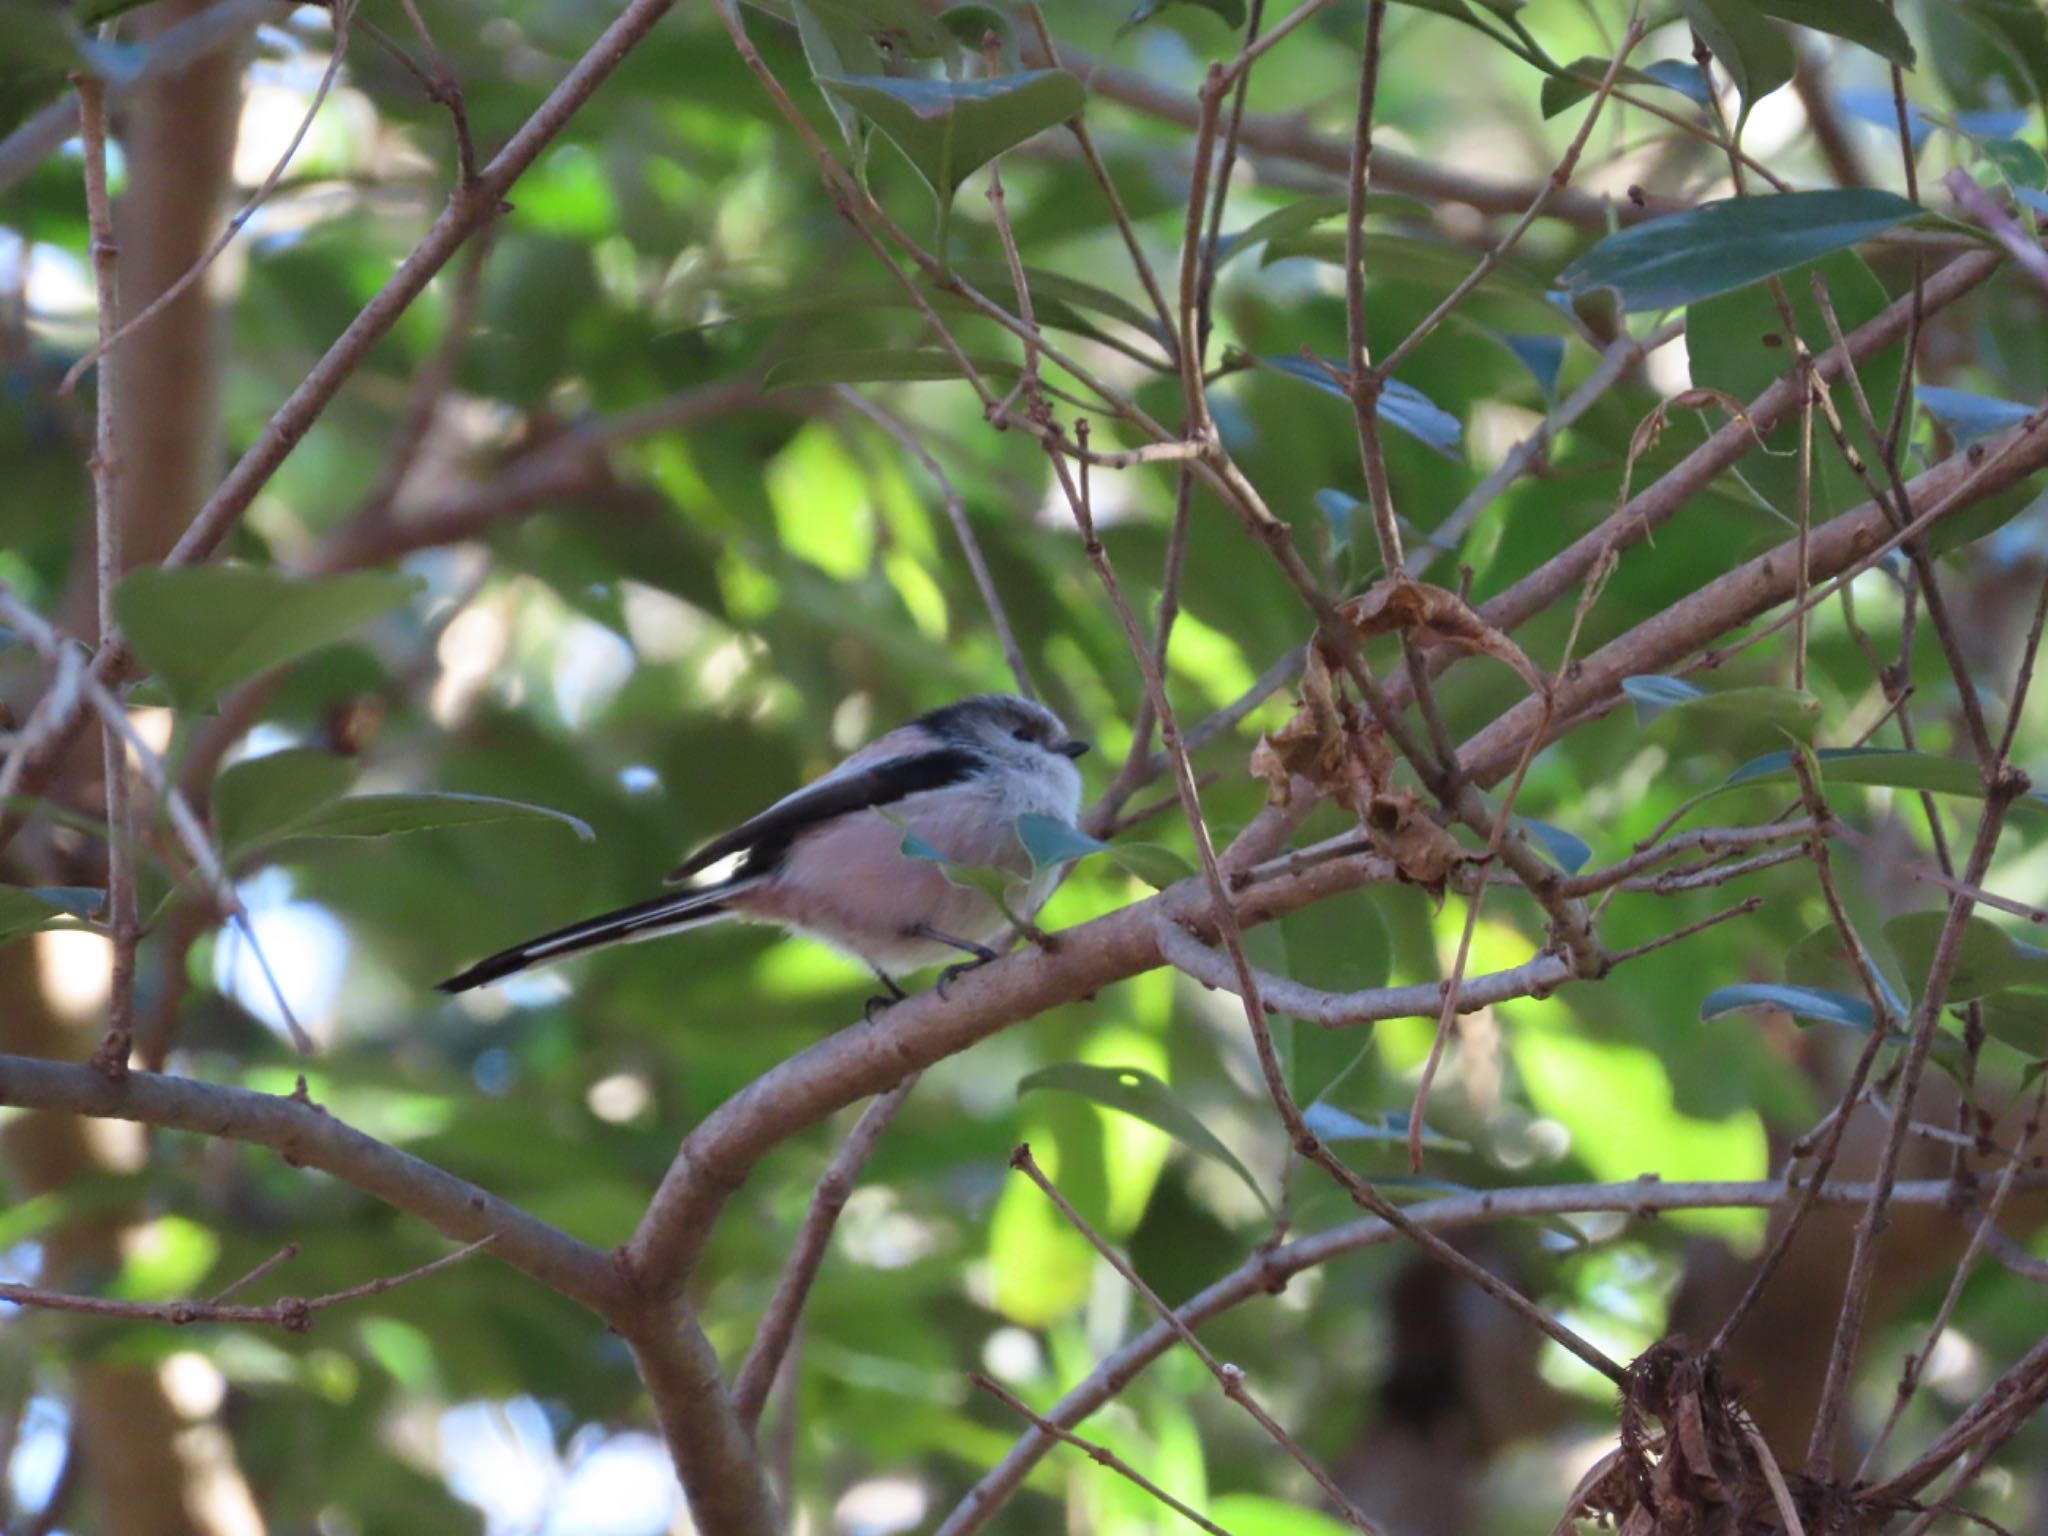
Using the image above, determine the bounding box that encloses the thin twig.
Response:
[60,0,361,396]
[834,390,1033,699]
[1010,1146,1383,1533]
[729,1074,918,1429]
[969,1374,1240,1536]
[75,71,137,1079]
[0,1237,492,1331]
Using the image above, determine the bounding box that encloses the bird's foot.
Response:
[936,951,997,999]
[864,992,898,1024]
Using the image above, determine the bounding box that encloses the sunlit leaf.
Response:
[113,565,421,711]
[1017,1062,1269,1211]
[1558,190,1920,311]
[1700,982,1875,1029]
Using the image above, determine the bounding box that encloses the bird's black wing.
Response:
[664,748,983,883]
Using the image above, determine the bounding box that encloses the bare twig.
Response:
[60,0,361,397]
[1010,1145,1382,1533]
[969,1373,1240,1536]
[729,1073,918,1430]
[0,1237,493,1331]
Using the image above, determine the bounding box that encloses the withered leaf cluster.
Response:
[1249,575,1545,897]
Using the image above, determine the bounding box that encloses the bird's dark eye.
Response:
[1012,727,1035,744]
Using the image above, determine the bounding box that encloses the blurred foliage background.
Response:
[3,0,2048,1531]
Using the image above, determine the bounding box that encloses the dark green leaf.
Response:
[1108,842,1196,889]
[1882,911,2048,1004]
[1751,0,1914,66]
[1017,1062,1269,1210]
[113,566,422,712]
[1540,57,1708,119]
[1558,189,1920,311]
[214,749,355,855]
[1257,356,1463,458]
[1701,982,1875,1029]
[1687,250,1901,519]
[1215,196,1347,267]
[818,70,1085,201]
[267,792,596,845]
[1622,675,1822,734]
[1718,747,2048,809]
[791,0,882,154]
[1680,0,1795,110]
[0,884,95,945]
[1785,923,1907,1016]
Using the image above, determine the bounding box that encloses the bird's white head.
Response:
[918,693,1089,802]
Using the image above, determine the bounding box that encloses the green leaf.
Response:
[1206,1496,1359,1536]
[1558,189,1921,311]
[1680,0,1795,111]
[764,348,1020,390]
[1017,1063,1269,1212]
[1717,747,2048,810]
[1258,356,1463,458]
[1882,911,2048,1004]
[214,749,355,855]
[1688,250,1902,520]
[892,817,1022,907]
[113,565,422,712]
[1215,195,1347,267]
[0,884,100,945]
[1917,385,2035,446]
[1540,57,1710,119]
[1117,0,1246,37]
[1016,813,1109,869]
[1975,991,2048,1055]
[1751,0,1913,66]
[1519,817,1592,873]
[263,792,596,845]
[1701,982,1875,1029]
[791,0,882,156]
[1785,923,1907,1016]
[1108,842,1196,889]
[818,70,1085,202]
[1622,675,1822,736]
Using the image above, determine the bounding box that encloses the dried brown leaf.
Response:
[1365,788,1465,897]
[1340,576,1547,694]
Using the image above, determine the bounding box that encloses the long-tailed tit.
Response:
[437,694,1090,1001]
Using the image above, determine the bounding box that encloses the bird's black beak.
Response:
[1058,739,1091,760]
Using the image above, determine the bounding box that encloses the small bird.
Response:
[436,693,1090,1002]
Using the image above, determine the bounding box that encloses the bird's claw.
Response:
[936,956,991,999]
[864,993,898,1024]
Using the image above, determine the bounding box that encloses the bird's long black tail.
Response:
[435,882,751,993]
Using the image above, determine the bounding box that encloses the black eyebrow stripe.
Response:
[667,748,985,881]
